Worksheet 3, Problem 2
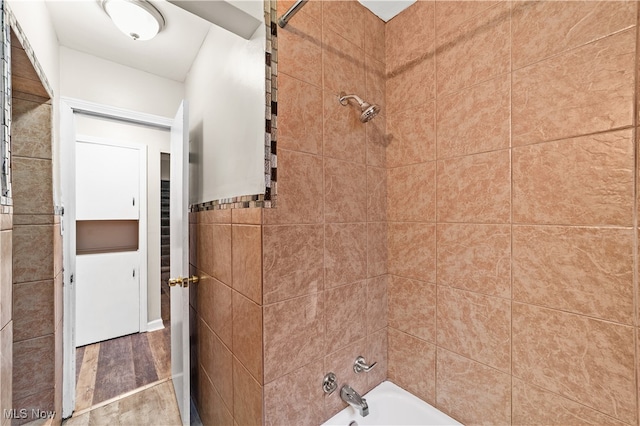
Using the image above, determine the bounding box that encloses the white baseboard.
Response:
[146,319,165,332]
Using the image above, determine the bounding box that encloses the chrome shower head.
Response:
[339,92,381,123]
[360,103,381,123]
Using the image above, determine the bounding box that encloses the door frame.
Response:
[60,98,173,417]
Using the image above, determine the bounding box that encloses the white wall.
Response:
[185,4,265,204]
[230,0,263,23]
[60,47,184,117]
[8,0,61,204]
[60,47,182,326]
[8,1,59,85]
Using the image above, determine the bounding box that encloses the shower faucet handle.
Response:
[323,372,338,395]
[353,356,377,374]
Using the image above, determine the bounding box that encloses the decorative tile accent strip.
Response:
[0,0,10,206]
[192,194,267,212]
[269,0,278,208]
[2,4,53,207]
[191,0,277,212]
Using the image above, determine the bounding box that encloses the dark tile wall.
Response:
[10,89,60,426]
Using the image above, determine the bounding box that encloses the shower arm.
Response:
[339,93,365,107]
[277,0,309,28]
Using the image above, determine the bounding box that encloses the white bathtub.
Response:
[323,381,462,426]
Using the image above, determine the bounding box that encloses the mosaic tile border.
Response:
[191,0,277,212]
[1,4,53,207]
[190,193,267,211]
[0,0,10,206]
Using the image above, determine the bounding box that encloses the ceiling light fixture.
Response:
[100,0,165,41]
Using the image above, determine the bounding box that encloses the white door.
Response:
[75,252,139,346]
[170,101,190,425]
[74,142,143,346]
[75,142,140,220]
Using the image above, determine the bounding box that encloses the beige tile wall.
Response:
[190,1,388,424]
[386,1,640,425]
[194,2,640,425]
[261,1,388,424]
[191,208,264,426]
[0,212,12,426]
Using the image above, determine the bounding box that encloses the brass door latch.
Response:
[168,275,199,288]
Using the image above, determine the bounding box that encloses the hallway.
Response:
[61,281,191,426]
[74,281,171,411]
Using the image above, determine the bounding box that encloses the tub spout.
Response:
[340,385,369,417]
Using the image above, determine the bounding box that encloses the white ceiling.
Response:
[358,0,416,22]
[45,0,408,83]
[45,0,213,82]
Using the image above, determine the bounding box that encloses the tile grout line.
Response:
[432,0,439,410]
[387,271,634,326]
[632,5,640,425]
[363,4,372,377]
[320,0,325,399]
[508,1,514,422]
[384,123,637,169]
[511,24,635,75]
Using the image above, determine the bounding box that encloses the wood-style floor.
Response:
[73,326,171,411]
[63,380,181,426]
[71,282,173,415]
